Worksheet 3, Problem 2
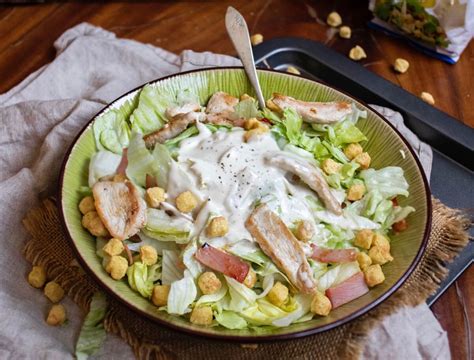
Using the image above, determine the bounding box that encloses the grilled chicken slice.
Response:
[203,91,246,127]
[266,153,342,215]
[270,93,352,124]
[245,204,317,294]
[144,111,204,148]
[165,102,201,119]
[93,181,147,240]
[206,91,239,114]
[204,113,246,127]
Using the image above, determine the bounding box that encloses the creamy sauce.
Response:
[168,121,317,248]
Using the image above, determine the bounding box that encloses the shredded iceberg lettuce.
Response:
[314,209,380,230]
[75,292,107,360]
[151,143,172,189]
[93,97,137,154]
[88,150,122,187]
[167,271,197,315]
[127,231,179,254]
[225,276,258,312]
[215,311,248,329]
[360,167,409,198]
[127,262,154,298]
[161,250,184,285]
[129,86,200,135]
[272,294,312,327]
[181,240,203,278]
[196,280,228,306]
[143,209,192,244]
[317,262,361,292]
[125,132,159,187]
[233,98,260,119]
[129,85,171,135]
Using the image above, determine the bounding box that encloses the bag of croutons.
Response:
[368,0,473,63]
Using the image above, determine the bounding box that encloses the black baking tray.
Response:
[253,38,473,305]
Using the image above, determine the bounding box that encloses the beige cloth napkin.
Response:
[0,23,448,359]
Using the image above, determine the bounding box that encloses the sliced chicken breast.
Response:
[245,204,317,294]
[93,181,147,240]
[144,111,204,148]
[205,91,239,114]
[266,153,342,215]
[165,102,201,119]
[203,91,246,127]
[270,93,352,124]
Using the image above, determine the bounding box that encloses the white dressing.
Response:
[168,123,316,248]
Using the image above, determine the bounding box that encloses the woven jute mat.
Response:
[22,198,470,359]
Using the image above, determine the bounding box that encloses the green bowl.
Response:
[59,68,431,341]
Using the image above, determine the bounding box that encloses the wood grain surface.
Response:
[0,1,472,358]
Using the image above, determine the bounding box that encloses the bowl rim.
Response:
[58,66,432,342]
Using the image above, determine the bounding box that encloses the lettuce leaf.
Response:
[314,209,380,230]
[240,300,286,326]
[93,98,137,154]
[317,262,360,292]
[88,150,122,187]
[127,262,154,298]
[225,276,258,312]
[125,132,159,187]
[280,107,303,145]
[126,231,179,254]
[196,280,228,306]
[308,259,329,280]
[331,120,367,146]
[129,85,171,135]
[161,250,184,285]
[228,240,269,266]
[75,292,107,360]
[262,107,282,124]
[129,86,200,135]
[215,311,248,329]
[385,205,415,229]
[164,125,199,148]
[239,296,303,327]
[151,143,172,189]
[95,237,108,258]
[233,98,260,119]
[360,167,409,198]
[144,209,192,244]
[272,294,311,327]
[182,240,203,278]
[167,271,197,315]
[148,262,162,283]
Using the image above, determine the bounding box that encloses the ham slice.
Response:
[325,272,369,308]
[116,148,128,175]
[245,204,317,294]
[195,243,250,283]
[311,245,357,263]
[145,173,158,189]
[93,181,147,240]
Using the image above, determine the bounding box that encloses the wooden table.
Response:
[1,1,472,358]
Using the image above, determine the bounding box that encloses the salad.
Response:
[78,85,414,329]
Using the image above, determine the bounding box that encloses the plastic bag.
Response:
[369,0,473,63]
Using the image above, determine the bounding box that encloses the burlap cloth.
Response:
[0,23,470,359]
